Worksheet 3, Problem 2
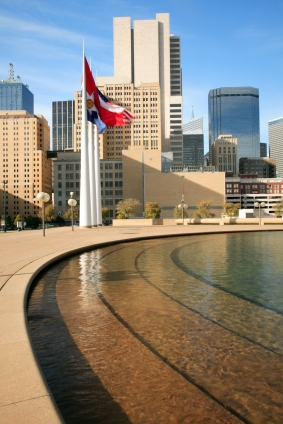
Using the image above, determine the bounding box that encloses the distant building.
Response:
[0,111,52,219]
[260,143,267,157]
[52,151,123,224]
[52,100,75,150]
[94,14,183,165]
[225,174,283,215]
[212,135,238,176]
[239,157,276,178]
[0,63,34,114]
[269,116,283,177]
[183,117,204,167]
[208,87,260,163]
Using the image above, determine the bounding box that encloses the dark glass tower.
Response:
[52,100,75,150]
[208,87,260,163]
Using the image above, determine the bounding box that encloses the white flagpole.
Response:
[89,57,97,227]
[94,125,102,225]
[88,121,97,226]
[79,42,92,227]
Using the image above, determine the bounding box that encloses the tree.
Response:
[193,200,215,218]
[145,202,162,219]
[1,215,13,227]
[173,206,189,219]
[102,207,109,220]
[64,208,79,220]
[26,215,41,228]
[45,205,56,222]
[13,214,25,227]
[274,200,283,217]
[116,198,140,219]
[54,215,65,225]
[222,202,241,217]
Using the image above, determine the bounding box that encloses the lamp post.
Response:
[35,192,50,237]
[254,201,266,225]
[178,176,188,225]
[1,180,8,233]
[68,192,77,231]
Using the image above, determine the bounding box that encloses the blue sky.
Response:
[1,0,283,152]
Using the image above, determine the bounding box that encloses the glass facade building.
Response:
[208,87,260,164]
[0,82,34,114]
[269,116,283,177]
[183,117,204,167]
[52,100,75,150]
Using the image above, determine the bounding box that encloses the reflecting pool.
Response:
[28,232,283,424]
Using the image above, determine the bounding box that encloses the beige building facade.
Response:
[212,135,238,176]
[0,111,52,221]
[122,149,225,218]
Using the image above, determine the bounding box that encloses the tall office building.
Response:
[52,100,75,150]
[96,81,161,159]
[97,14,183,164]
[183,117,204,167]
[0,111,52,219]
[169,36,183,165]
[0,64,34,114]
[212,135,238,175]
[269,116,283,177]
[208,87,260,164]
[260,142,267,157]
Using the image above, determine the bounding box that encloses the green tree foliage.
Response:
[102,207,109,220]
[45,205,56,222]
[274,200,283,217]
[1,215,13,227]
[26,215,41,228]
[64,208,79,220]
[193,200,215,218]
[222,202,241,217]
[173,206,189,219]
[116,198,140,219]
[145,202,162,219]
[54,215,65,225]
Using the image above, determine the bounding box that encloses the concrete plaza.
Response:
[1,224,282,423]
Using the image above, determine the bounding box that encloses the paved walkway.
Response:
[1,224,282,424]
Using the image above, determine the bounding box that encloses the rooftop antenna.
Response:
[191,105,194,120]
[8,63,14,80]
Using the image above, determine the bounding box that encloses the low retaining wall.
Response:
[175,218,283,225]
[112,219,176,226]
[113,218,283,226]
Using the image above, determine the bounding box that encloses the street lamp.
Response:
[178,176,188,225]
[35,192,50,237]
[1,180,8,233]
[68,192,77,231]
[254,201,266,225]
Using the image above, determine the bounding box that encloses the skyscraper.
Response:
[260,142,267,157]
[97,13,183,164]
[269,116,283,177]
[0,110,52,219]
[52,100,75,150]
[208,87,260,163]
[183,117,204,167]
[0,63,34,114]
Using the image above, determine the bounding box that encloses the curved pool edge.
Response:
[1,224,283,424]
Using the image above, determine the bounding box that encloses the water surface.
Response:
[28,232,283,423]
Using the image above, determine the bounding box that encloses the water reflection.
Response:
[28,232,283,424]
